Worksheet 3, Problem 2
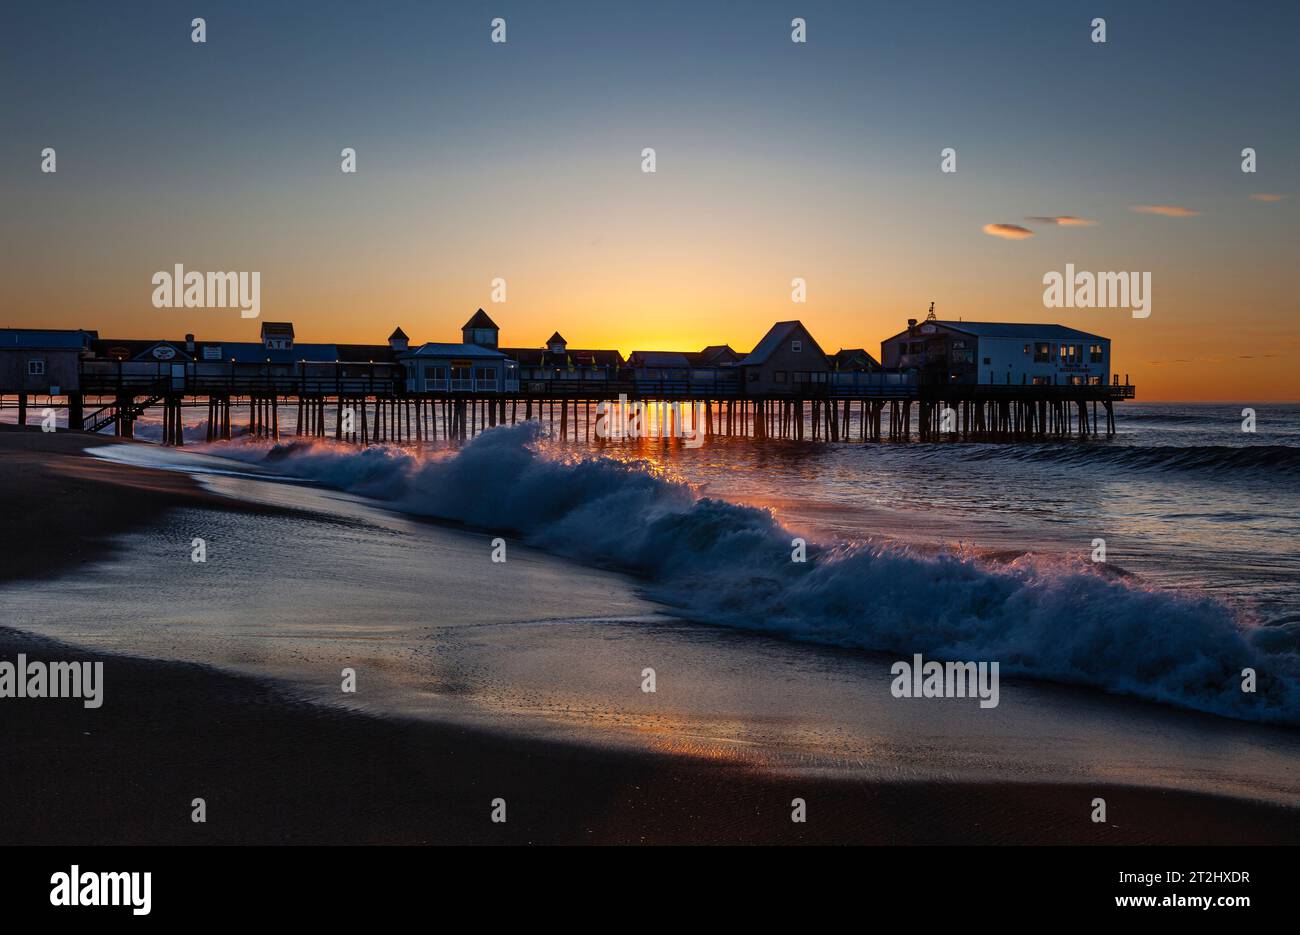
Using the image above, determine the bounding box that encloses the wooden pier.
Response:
[31,360,1135,445]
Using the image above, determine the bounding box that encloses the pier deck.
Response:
[0,360,1137,445]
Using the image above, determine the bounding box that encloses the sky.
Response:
[1,0,1297,400]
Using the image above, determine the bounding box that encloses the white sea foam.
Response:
[208,423,1300,725]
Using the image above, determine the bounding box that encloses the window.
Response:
[791,340,802,353]
[982,357,991,365]
[1089,344,1103,363]
[1023,344,1030,355]
[774,370,787,383]
[474,366,497,387]
[1034,343,1051,362]
[1032,375,1052,386]
[27,360,45,375]
[952,340,966,350]
[747,371,759,382]
[1059,344,1079,364]
[1087,375,1102,385]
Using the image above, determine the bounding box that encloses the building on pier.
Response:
[829,347,880,372]
[735,321,831,395]
[399,343,512,393]
[0,328,97,395]
[504,331,624,386]
[84,322,406,405]
[880,318,1111,387]
[698,345,743,366]
[625,347,741,396]
[461,311,624,387]
[33,307,1135,444]
[91,323,400,368]
[461,308,501,348]
[259,321,294,350]
[625,350,692,381]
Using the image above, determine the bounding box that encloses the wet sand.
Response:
[2,426,1298,844]
[4,623,1299,845]
[0,426,288,585]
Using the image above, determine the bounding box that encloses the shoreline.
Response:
[2,428,1298,844]
[0,425,289,586]
[3,622,1298,845]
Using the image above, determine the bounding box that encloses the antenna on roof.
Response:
[926,301,936,322]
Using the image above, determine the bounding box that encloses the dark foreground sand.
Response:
[2,426,1297,844]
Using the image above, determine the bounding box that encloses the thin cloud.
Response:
[1026,215,1097,226]
[982,223,1034,240]
[1249,193,1287,202]
[1130,204,1200,218]
[1148,354,1265,366]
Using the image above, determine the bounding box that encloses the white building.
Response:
[397,310,515,393]
[880,318,1112,386]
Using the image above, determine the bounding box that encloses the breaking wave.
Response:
[211,424,1300,725]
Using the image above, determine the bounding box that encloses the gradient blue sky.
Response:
[2,0,1297,398]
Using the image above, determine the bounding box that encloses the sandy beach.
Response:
[2,425,1298,845]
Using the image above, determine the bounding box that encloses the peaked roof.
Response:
[830,347,881,370]
[546,331,567,345]
[388,327,408,340]
[884,319,1108,343]
[699,344,741,363]
[405,342,506,359]
[462,309,499,331]
[627,350,693,368]
[737,321,826,366]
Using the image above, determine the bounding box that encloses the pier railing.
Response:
[77,359,1135,404]
[80,359,404,396]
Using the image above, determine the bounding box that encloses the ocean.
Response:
[3,400,1299,798]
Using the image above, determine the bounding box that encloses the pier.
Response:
[44,362,1133,445]
[1,313,1136,445]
